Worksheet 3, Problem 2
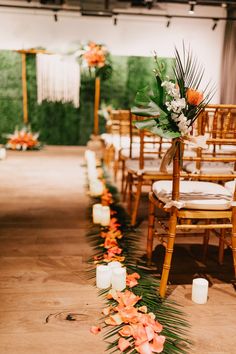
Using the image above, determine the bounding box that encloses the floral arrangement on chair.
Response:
[81,41,112,80]
[5,126,41,151]
[132,45,213,140]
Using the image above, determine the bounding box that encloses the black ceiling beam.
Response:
[0,2,236,20]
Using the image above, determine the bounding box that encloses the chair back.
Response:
[131,114,172,169]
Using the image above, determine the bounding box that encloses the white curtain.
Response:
[36,54,80,108]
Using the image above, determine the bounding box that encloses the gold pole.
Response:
[21,52,28,124]
[94,76,100,135]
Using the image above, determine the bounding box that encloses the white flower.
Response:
[162,81,180,99]
[171,113,190,136]
[166,98,186,114]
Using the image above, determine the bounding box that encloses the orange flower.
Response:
[186,88,203,106]
[118,338,131,352]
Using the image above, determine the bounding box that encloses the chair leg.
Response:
[202,228,210,261]
[231,207,236,277]
[127,173,133,214]
[159,209,178,298]
[113,158,119,182]
[131,177,143,226]
[121,160,126,194]
[122,174,128,203]
[218,226,226,265]
[147,198,155,266]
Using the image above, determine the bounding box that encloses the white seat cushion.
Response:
[225,180,236,194]
[120,147,140,158]
[126,159,172,175]
[152,180,232,210]
[183,161,235,174]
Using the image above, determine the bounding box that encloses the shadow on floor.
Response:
[144,243,234,285]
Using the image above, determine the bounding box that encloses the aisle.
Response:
[0,146,106,354]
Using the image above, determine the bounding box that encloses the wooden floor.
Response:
[0,146,235,354]
[0,146,106,354]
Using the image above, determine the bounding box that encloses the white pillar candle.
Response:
[0,148,6,160]
[85,150,96,161]
[96,265,111,289]
[90,180,104,197]
[88,167,98,181]
[108,261,122,269]
[100,206,110,226]
[92,204,103,224]
[192,278,209,304]
[111,267,126,291]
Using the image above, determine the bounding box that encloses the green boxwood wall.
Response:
[0,51,173,145]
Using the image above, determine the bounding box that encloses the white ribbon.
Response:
[183,135,208,149]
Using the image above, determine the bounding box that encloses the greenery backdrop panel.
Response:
[0,51,22,138]
[0,51,173,145]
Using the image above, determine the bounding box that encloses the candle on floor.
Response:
[96,265,111,289]
[92,203,103,224]
[0,148,6,160]
[108,261,122,269]
[90,180,104,197]
[88,167,98,181]
[192,278,209,304]
[85,150,96,161]
[111,267,126,291]
[100,206,110,226]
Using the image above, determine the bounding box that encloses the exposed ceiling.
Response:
[0,0,235,16]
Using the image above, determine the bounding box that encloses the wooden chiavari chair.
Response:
[123,115,172,226]
[146,138,236,298]
[183,104,236,175]
[101,109,131,167]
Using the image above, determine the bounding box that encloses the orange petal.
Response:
[119,325,133,337]
[136,341,152,354]
[145,325,155,342]
[153,321,163,333]
[118,338,131,352]
[105,313,123,326]
[151,334,165,353]
[102,306,112,316]
[139,306,148,313]
[107,289,118,300]
[90,326,101,334]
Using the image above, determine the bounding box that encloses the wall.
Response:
[0,4,226,102]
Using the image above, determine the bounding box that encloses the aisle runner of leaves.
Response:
[86,161,190,354]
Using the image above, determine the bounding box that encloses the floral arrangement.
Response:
[132,45,212,139]
[5,126,41,151]
[81,41,112,80]
[85,153,190,353]
[83,41,107,68]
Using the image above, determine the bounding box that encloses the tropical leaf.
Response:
[132,86,168,118]
[86,163,191,354]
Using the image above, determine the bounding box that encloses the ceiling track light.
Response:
[53,9,58,22]
[166,15,171,28]
[212,18,219,31]
[188,1,196,15]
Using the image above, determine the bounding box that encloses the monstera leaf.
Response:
[133,117,180,139]
[131,86,167,118]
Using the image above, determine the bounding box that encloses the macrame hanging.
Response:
[36,53,80,108]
